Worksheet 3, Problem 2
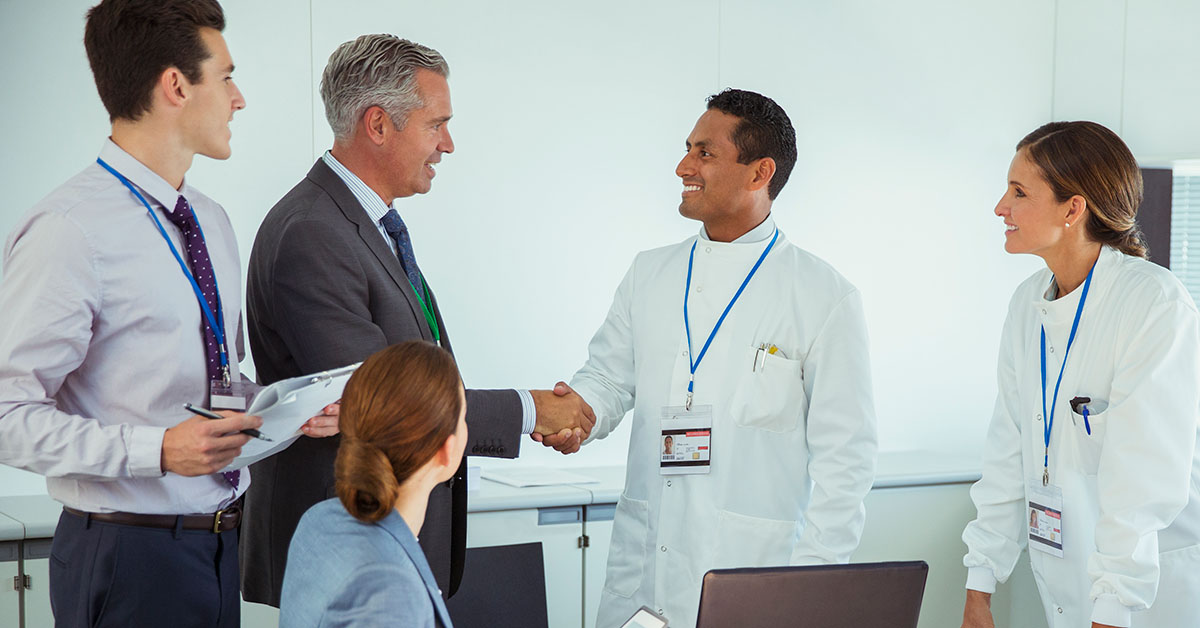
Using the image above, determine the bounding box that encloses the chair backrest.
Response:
[445,542,549,628]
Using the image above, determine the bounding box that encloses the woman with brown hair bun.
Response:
[960,121,1200,628]
[280,341,466,627]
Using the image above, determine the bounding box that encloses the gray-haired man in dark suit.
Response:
[240,34,596,606]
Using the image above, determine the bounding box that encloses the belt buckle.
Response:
[212,508,227,534]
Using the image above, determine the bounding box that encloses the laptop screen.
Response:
[695,561,928,628]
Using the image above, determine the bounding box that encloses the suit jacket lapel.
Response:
[305,159,435,343]
[380,512,455,627]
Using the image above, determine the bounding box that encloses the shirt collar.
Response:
[98,138,186,213]
[322,151,395,225]
[700,215,776,244]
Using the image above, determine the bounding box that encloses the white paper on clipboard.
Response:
[221,362,360,471]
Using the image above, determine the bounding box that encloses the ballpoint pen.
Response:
[183,403,273,441]
[1068,396,1092,436]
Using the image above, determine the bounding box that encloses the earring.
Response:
[1065,222,1070,228]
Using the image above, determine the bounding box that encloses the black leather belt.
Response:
[64,504,241,533]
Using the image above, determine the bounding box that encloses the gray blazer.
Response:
[240,159,522,606]
[280,498,453,628]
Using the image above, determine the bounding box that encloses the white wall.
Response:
[2,0,1198,494]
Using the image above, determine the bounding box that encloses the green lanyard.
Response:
[412,276,441,344]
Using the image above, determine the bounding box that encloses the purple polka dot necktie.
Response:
[164,196,239,490]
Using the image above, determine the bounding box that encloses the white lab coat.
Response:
[962,246,1200,628]
[571,220,878,628]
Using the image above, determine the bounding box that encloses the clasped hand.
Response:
[529,382,596,454]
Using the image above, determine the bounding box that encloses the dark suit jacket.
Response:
[240,159,522,607]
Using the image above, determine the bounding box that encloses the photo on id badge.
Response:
[1028,483,1064,558]
[660,406,712,475]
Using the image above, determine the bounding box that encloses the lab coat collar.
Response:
[1034,245,1121,327]
[699,215,776,244]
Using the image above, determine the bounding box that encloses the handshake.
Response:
[529,382,595,454]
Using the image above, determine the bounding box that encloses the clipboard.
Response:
[220,362,360,471]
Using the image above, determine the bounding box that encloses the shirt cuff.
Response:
[128,425,168,477]
[516,389,535,435]
[965,566,998,594]
[1091,594,1132,627]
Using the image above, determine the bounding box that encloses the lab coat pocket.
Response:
[713,509,797,569]
[1137,544,1200,626]
[1068,399,1108,475]
[728,345,807,433]
[602,494,650,598]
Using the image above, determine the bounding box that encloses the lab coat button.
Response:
[1049,346,1054,353]
[697,286,703,292]
[1041,308,1048,315]
[660,545,667,552]
[658,609,664,615]
[666,480,672,487]
[1057,607,1063,614]
[1036,413,1042,422]
[705,247,712,253]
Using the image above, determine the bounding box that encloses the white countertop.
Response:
[0,511,23,543]
[466,449,981,513]
[466,479,594,512]
[872,449,981,488]
[0,495,62,539]
[0,449,981,538]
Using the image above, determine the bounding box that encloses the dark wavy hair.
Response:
[85,0,225,122]
[706,89,798,201]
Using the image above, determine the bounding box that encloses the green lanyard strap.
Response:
[412,277,440,344]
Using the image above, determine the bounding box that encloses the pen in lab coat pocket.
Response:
[1069,396,1092,435]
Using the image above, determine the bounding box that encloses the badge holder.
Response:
[210,379,260,412]
[660,405,712,475]
[1028,482,1064,558]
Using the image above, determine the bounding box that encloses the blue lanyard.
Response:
[683,228,779,410]
[96,158,230,384]
[1039,262,1096,485]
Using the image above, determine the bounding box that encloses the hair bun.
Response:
[334,437,400,523]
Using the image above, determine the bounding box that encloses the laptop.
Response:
[695,560,929,628]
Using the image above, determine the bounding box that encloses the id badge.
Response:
[1028,482,1065,558]
[660,405,712,475]
[210,379,259,412]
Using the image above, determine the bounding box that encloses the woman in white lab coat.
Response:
[960,121,1200,628]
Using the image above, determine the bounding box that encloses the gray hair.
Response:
[320,34,449,141]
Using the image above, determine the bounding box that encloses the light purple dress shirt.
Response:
[0,139,246,514]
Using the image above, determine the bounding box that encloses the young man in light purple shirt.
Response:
[0,1,279,625]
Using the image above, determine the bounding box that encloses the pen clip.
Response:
[753,344,766,372]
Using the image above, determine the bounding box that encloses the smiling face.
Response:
[675,109,760,228]
[180,27,245,160]
[382,69,455,199]
[995,149,1079,257]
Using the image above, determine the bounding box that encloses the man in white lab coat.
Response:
[552,89,879,627]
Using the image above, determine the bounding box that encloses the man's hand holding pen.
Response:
[162,410,264,476]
